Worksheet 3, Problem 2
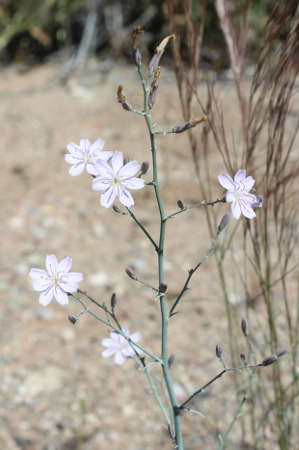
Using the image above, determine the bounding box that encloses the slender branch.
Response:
[127,207,159,252]
[141,362,171,425]
[218,369,256,449]
[180,364,258,409]
[169,226,222,317]
[166,197,226,221]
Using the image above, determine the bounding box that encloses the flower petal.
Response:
[53,286,69,305]
[231,201,241,220]
[32,278,52,292]
[101,186,117,208]
[114,351,126,365]
[122,177,145,190]
[225,191,235,203]
[90,138,104,152]
[46,255,58,276]
[92,177,112,191]
[65,154,83,164]
[39,286,54,306]
[80,139,91,153]
[119,161,140,178]
[94,151,113,161]
[218,173,235,191]
[118,186,134,208]
[93,160,114,178]
[102,348,116,358]
[112,152,123,173]
[239,200,256,219]
[61,272,83,284]
[234,170,246,182]
[121,326,129,335]
[58,256,72,273]
[69,162,85,176]
[130,331,141,343]
[67,143,81,155]
[243,176,255,192]
[29,268,48,280]
[122,346,135,357]
[102,338,116,348]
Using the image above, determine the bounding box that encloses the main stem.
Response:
[139,66,183,449]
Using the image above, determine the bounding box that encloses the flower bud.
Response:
[140,161,149,175]
[112,205,126,215]
[252,194,264,209]
[125,267,137,281]
[177,199,185,210]
[134,48,142,66]
[172,116,208,134]
[68,315,77,325]
[276,349,287,358]
[240,353,246,364]
[216,344,223,359]
[159,282,168,293]
[110,293,117,311]
[168,354,175,368]
[241,318,249,337]
[261,354,278,366]
[217,213,230,233]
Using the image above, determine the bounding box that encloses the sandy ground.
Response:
[0,59,298,450]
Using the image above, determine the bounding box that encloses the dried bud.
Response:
[218,213,230,233]
[68,315,77,325]
[241,318,249,337]
[159,282,168,293]
[117,85,132,112]
[140,161,149,175]
[216,344,223,359]
[125,267,137,281]
[148,67,161,109]
[252,194,264,209]
[168,354,175,368]
[177,199,185,210]
[132,26,143,49]
[172,116,208,134]
[240,353,247,363]
[261,354,278,366]
[110,293,117,311]
[149,34,175,75]
[112,205,126,215]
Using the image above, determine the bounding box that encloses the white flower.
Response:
[218,169,258,219]
[29,255,83,306]
[101,326,142,365]
[65,138,112,176]
[92,151,145,208]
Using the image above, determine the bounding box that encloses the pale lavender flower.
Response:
[92,151,145,208]
[29,255,83,306]
[218,169,258,220]
[101,326,142,365]
[65,138,112,176]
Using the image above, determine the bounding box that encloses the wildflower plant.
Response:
[28,29,287,449]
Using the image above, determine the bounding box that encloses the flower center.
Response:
[233,190,242,200]
[113,175,121,185]
[51,274,60,286]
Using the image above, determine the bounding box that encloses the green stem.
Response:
[137,65,184,449]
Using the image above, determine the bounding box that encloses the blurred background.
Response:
[1,1,298,449]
